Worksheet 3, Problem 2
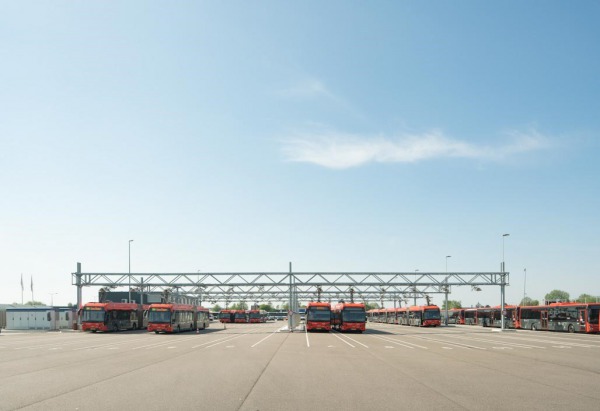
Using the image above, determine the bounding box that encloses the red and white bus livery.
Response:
[305,302,332,332]
[331,302,366,332]
[147,304,195,333]
[81,302,144,332]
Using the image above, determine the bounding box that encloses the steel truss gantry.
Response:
[72,263,509,309]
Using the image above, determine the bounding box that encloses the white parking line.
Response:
[251,330,278,348]
[332,330,369,348]
[370,335,415,349]
[305,327,310,348]
[331,333,355,348]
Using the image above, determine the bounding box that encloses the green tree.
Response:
[364,302,379,310]
[230,302,248,310]
[519,297,539,306]
[439,300,462,310]
[212,304,222,312]
[544,289,570,303]
[259,304,273,312]
[25,300,45,306]
[575,294,598,303]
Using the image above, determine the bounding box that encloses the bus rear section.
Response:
[196,307,210,330]
[332,303,366,332]
[305,302,331,332]
[248,310,263,323]
[147,304,195,333]
[81,302,142,332]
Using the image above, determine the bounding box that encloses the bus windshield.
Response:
[82,309,105,322]
[149,309,171,323]
[342,308,366,322]
[307,309,331,322]
[423,309,441,320]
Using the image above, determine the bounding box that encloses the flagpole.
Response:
[21,273,24,305]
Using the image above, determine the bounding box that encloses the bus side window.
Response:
[47,312,51,321]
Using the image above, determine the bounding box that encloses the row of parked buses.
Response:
[304,301,367,332]
[218,309,268,323]
[443,302,600,333]
[367,305,442,327]
[80,302,210,333]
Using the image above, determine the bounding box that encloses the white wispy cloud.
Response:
[281,129,552,169]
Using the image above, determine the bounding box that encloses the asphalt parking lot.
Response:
[1,322,599,411]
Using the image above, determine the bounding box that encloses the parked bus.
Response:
[147,303,195,333]
[407,305,441,327]
[196,307,210,330]
[487,305,517,328]
[331,302,366,332]
[248,309,267,323]
[233,310,247,323]
[305,302,332,332]
[219,310,234,323]
[81,302,144,332]
[445,308,464,325]
[516,302,600,333]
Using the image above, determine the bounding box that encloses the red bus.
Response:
[196,307,210,330]
[305,302,332,332]
[445,308,465,325]
[407,305,441,327]
[219,310,233,323]
[331,302,366,332]
[516,302,600,333]
[233,310,247,323]
[147,304,195,333]
[248,310,266,323]
[81,302,144,332]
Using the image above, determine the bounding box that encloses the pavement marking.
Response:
[384,346,394,349]
[251,329,279,348]
[497,334,599,348]
[332,331,369,348]
[412,335,486,350]
[331,332,355,348]
[373,334,429,349]
[226,345,235,348]
[305,326,310,348]
[73,336,155,351]
[493,347,513,350]
[205,334,247,348]
[446,335,543,349]
[370,335,415,349]
[553,346,572,349]
[442,347,453,350]
[130,335,201,350]
[192,334,244,349]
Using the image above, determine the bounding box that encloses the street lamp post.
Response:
[128,239,134,303]
[523,268,527,305]
[445,256,451,325]
[413,269,419,305]
[501,233,509,330]
[49,293,57,307]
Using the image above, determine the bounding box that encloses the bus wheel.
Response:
[531,324,537,331]
[132,323,137,330]
[154,331,159,334]
[177,326,181,333]
[568,324,575,333]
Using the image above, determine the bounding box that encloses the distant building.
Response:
[5,306,76,330]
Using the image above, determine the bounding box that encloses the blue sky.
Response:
[1,2,599,307]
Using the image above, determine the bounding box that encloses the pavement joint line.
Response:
[331,332,355,348]
[133,334,211,350]
[332,330,369,348]
[192,326,267,349]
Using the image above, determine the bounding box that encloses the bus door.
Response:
[579,309,587,332]
[541,310,548,330]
